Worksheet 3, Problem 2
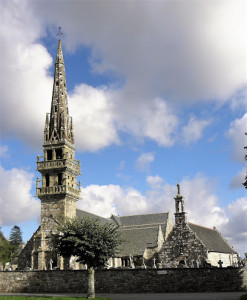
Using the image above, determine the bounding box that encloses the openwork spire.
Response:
[44,32,74,145]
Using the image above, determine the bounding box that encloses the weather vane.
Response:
[57,27,63,39]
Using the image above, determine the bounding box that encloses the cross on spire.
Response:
[57,27,63,39]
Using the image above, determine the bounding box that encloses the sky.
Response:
[0,0,246,257]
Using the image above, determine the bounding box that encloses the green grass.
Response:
[240,295,247,300]
[0,297,111,300]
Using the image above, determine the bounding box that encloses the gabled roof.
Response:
[114,213,169,257]
[117,226,160,257]
[189,223,237,254]
[77,210,169,257]
[118,212,169,227]
[76,209,113,225]
[110,215,122,226]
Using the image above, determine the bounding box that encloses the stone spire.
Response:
[44,37,74,144]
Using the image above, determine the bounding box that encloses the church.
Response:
[18,37,238,271]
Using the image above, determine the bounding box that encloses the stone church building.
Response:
[18,38,238,270]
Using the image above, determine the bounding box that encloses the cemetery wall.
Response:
[0,267,246,293]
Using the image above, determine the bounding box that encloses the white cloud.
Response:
[225,197,247,238]
[3,0,245,152]
[230,87,247,110]
[116,98,178,147]
[146,175,164,189]
[81,173,227,230]
[182,115,212,144]
[177,175,227,228]
[69,84,119,151]
[146,173,227,229]
[0,0,53,149]
[229,168,246,189]
[221,197,247,256]
[227,113,247,161]
[31,0,247,103]
[0,165,40,226]
[0,145,8,157]
[1,1,180,151]
[78,184,149,217]
[117,188,150,216]
[135,152,155,172]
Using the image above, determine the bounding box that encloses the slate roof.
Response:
[115,213,169,237]
[189,223,237,254]
[117,226,160,257]
[76,209,113,225]
[118,213,169,227]
[76,210,169,257]
[76,209,236,256]
[114,213,169,257]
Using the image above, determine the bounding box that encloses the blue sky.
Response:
[0,0,246,257]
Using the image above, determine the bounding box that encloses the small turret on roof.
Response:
[174,183,185,213]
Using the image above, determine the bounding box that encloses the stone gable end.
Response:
[159,215,208,268]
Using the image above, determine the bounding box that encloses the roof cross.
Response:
[57,27,63,39]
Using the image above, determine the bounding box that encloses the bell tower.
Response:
[35,32,81,270]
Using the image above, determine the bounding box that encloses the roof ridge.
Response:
[120,212,168,218]
[76,208,111,221]
[121,222,165,227]
[188,222,214,231]
[118,226,159,231]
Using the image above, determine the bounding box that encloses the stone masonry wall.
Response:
[18,228,40,271]
[159,213,208,268]
[0,267,246,293]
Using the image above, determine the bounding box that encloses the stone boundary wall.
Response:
[0,267,246,293]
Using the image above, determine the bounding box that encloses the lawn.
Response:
[240,295,247,300]
[0,297,111,300]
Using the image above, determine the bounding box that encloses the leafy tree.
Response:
[9,225,23,246]
[0,242,17,269]
[0,228,16,269]
[0,228,8,268]
[52,217,122,299]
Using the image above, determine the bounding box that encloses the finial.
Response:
[57,27,63,39]
[175,183,185,214]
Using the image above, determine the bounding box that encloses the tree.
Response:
[8,225,23,265]
[0,226,23,270]
[52,217,122,299]
[0,228,15,270]
[0,227,3,239]
[9,225,23,246]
